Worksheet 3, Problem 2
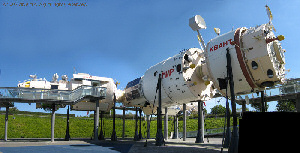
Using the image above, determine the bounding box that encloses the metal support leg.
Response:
[111,93,117,141]
[64,105,70,141]
[4,106,9,141]
[98,111,104,140]
[224,94,231,148]
[183,103,186,141]
[51,104,56,142]
[172,115,178,139]
[164,107,168,140]
[139,108,142,140]
[226,48,238,153]
[195,100,204,143]
[261,91,265,112]
[155,74,164,146]
[242,101,246,113]
[134,107,139,141]
[122,107,125,139]
[296,94,300,112]
[147,115,151,139]
[94,101,99,141]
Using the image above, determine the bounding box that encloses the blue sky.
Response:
[0,0,299,116]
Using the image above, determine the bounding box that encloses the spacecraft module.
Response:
[205,23,285,96]
[18,73,118,112]
[125,48,215,112]
[124,12,286,114]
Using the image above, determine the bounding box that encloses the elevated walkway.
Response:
[235,78,300,112]
[0,85,106,105]
[0,85,107,142]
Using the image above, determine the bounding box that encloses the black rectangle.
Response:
[239,112,300,153]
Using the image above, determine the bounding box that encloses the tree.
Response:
[251,102,269,112]
[276,99,296,112]
[10,107,19,114]
[41,103,59,112]
[210,105,227,115]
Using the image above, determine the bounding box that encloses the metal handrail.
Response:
[0,85,106,104]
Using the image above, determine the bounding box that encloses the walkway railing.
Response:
[0,85,106,104]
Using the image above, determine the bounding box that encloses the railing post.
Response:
[51,104,56,142]
[4,106,9,141]
[94,100,99,141]
[183,103,186,141]
[64,105,70,141]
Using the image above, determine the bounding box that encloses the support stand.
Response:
[183,103,186,141]
[98,111,105,140]
[261,91,265,112]
[122,107,125,139]
[111,93,117,141]
[195,100,204,143]
[4,106,9,141]
[134,107,140,141]
[155,74,164,146]
[164,107,168,141]
[172,115,178,139]
[139,108,142,140]
[226,48,239,153]
[296,94,300,112]
[147,115,151,139]
[64,105,70,141]
[223,92,231,148]
[94,101,99,141]
[51,104,56,142]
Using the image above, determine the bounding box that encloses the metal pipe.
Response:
[197,30,206,51]
[139,108,142,140]
[183,103,186,141]
[64,105,70,141]
[164,107,168,140]
[122,107,125,139]
[111,93,117,141]
[4,106,9,141]
[94,101,99,141]
[134,107,139,141]
[195,100,204,143]
[51,104,55,142]
[227,48,239,153]
[261,91,265,112]
[155,74,164,146]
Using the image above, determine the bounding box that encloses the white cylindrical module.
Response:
[125,48,215,109]
[124,24,286,114]
[205,24,285,96]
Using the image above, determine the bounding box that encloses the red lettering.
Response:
[228,39,233,44]
[210,39,234,52]
[164,71,168,78]
[168,69,174,78]
[214,45,218,51]
[162,69,175,79]
[223,41,228,47]
[169,69,174,76]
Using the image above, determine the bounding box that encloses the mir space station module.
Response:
[18,73,119,112]
[124,9,286,115]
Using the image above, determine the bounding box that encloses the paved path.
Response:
[0,138,227,153]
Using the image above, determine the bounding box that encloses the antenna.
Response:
[265,5,276,32]
[73,67,77,74]
[189,15,207,51]
[214,28,220,36]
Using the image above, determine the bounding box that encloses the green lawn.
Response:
[0,114,234,139]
